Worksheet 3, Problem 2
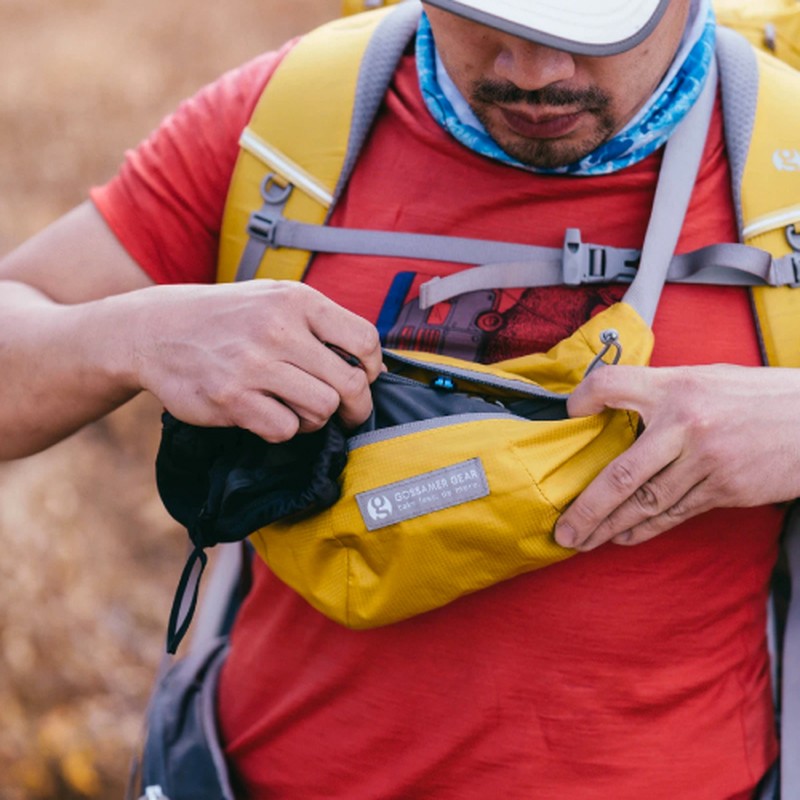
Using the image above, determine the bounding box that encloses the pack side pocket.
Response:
[139,637,234,800]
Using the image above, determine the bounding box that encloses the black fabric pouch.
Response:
[156,412,348,652]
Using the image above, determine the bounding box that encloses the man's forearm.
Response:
[0,277,385,460]
[0,280,140,459]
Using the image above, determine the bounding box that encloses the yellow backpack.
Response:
[219,2,800,366]
[715,0,800,68]
[208,2,800,632]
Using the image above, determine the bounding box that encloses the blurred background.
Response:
[0,1,340,797]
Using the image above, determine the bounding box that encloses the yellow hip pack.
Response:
[249,302,651,628]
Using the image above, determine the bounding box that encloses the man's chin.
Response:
[495,137,598,170]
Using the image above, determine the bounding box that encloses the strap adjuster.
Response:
[770,252,800,288]
[245,174,294,245]
[247,210,280,244]
[562,228,639,286]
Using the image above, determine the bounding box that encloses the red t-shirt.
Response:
[93,42,782,800]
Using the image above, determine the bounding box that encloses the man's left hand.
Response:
[554,363,800,551]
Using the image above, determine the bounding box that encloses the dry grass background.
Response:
[0,1,341,797]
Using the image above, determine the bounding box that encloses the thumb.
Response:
[566,364,648,418]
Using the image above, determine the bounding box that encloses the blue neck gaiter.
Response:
[416,2,715,176]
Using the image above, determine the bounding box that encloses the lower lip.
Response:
[499,108,585,139]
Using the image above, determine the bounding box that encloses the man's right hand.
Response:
[0,201,382,459]
[128,280,383,442]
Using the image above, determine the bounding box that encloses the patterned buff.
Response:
[416,1,715,176]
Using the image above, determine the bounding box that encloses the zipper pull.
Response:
[431,376,457,391]
[584,329,622,376]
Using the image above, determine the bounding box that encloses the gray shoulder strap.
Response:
[621,57,718,324]
[330,0,422,213]
[715,26,759,241]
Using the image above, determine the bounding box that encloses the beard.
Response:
[469,79,616,168]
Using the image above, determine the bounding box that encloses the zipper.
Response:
[383,351,568,402]
[348,411,519,450]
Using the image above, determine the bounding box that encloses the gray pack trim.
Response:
[236,177,294,282]
[331,1,422,213]
[715,26,759,241]
[348,412,520,450]
[418,239,800,309]
[270,216,573,266]
[248,205,800,299]
[621,58,718,325]
[383,350,567,399]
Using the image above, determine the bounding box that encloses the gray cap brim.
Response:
[423,0,673,56]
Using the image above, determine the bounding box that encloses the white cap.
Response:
[423,0,672,55]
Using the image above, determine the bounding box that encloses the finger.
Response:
[280,340,374,429]
[611,479,716,546]
[255,356,371,432]
[567,365,654,418]
[306,298,383,381]
[553,428,682,549]
[222,393,301,444]
[572,454,707,550]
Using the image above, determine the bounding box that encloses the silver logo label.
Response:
[355,458,489,531]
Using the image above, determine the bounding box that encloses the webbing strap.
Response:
[331,0,423,211]
[782,505,800,800]
[418,239,800,309]
[245,183,800,301]
[266,215,573,266]
[241,39,798,310]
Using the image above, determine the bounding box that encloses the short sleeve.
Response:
[90,40,297,285]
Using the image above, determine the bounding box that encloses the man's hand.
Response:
[128,280,383,442]
[0,203,384,457]
[553,363,800,551]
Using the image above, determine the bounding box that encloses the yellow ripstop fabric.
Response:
[249,302,653,629]
[740,49,800,367]
[715,0,800,70]
[217,7,394,284]
[342,0,404,15]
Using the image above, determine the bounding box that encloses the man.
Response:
[0,0,796,796]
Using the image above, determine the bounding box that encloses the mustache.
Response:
[472,79,610,111]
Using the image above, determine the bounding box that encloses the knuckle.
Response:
[338,366,369,400]
[665,500,690,520]
[309,386,341,423]
[228,395,300,443]
[261,412,300,443]
[606,460,639,494]
[206,380,239,413]
[568,499,604,529]
[353,324,381,358]
[297,416,326,434]
[683,408,713,437]
[632,481,663,514]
